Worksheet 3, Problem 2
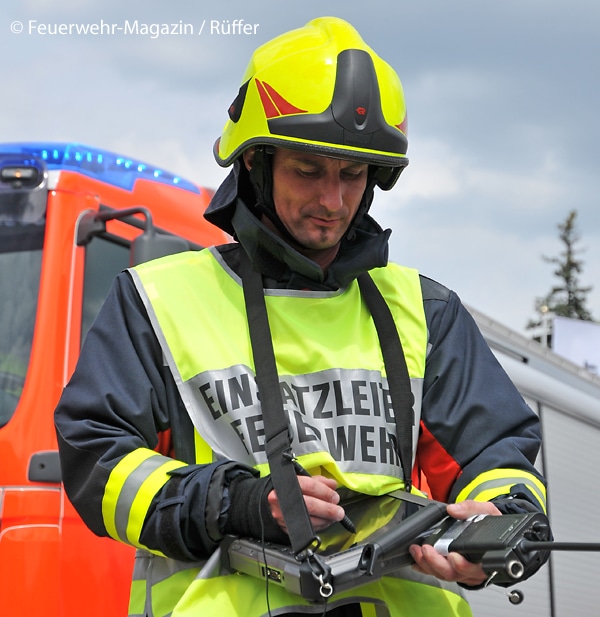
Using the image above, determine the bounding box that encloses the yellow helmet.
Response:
[213,16,408,190]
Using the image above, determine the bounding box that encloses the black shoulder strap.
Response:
[239,252,319,555]
[240,251,415,555]
[357,273,414,492]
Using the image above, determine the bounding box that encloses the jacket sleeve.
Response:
[416,276,547,512]
[54,272,278,560]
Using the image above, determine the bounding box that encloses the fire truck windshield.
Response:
[0,221,43,426]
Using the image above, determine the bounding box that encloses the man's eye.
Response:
[342,170,365,180]
[297,168,320,178]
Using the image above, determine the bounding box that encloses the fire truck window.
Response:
[0,224,44,427]
[81,236,129,344]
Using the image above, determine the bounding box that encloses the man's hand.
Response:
[267,475,345,532]
[409,500,502,586]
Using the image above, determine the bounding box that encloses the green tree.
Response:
[527,209,595,345]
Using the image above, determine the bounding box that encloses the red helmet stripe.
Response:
[255,79,280,119]
[256,79,307,119]
[262,81,307,116]
[396,116,408,136]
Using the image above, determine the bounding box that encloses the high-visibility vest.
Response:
[119,247,472,616]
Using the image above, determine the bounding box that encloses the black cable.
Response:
[521,541,600,552]
[256,477,338,616]
[258,480,274,617]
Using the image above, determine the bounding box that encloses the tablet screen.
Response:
[313,490,437,557]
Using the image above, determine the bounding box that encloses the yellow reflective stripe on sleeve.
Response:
[102,448,187,546]
[455,468,547,512]
[126,458,187,546]
[103,448,157,541]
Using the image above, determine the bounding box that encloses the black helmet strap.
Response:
[246,146,299,246]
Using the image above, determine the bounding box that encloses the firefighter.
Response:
[54,16,548,617]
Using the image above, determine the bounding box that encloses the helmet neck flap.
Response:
[205,157,391,289]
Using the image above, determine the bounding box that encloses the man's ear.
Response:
[242,147,255,171]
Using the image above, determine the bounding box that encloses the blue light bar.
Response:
[0,142,201,194]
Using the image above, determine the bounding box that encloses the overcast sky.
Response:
[2,0,599,335]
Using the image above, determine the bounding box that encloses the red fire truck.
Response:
[0,142,228,616]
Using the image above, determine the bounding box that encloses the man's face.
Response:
[268,148,369,250]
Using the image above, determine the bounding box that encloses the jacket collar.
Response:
[231,199,391,290]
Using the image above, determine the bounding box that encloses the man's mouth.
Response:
[309,216,341,227]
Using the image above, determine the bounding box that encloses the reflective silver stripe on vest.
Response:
[180,363,423,477]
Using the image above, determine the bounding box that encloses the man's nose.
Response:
[320,175,344,212]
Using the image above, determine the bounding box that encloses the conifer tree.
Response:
[527,209,595,344]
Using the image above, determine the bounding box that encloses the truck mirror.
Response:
[76,205,191,266]
[131,228,190,266]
